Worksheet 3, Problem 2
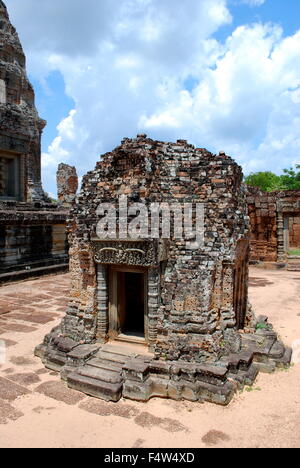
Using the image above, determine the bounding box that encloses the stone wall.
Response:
[247,187,300,262]
[0,201,69,280]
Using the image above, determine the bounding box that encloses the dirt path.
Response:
[0,268,299,448]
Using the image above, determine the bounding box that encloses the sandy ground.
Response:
[0,267,299,449]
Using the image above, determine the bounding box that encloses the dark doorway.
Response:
[0,153,21,199]
[234,240,249,330]
[109,267,148,342]
[119,272,145,337]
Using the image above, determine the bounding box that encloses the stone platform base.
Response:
[250,258,300,272]
[35,323,292,406]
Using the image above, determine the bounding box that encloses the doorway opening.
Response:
[284,214,300,257]
[109,266,148,343]
[233,240,249,330]
[0,152,21,200]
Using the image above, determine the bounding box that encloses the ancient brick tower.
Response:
[0,1,69,281]
[37,136,291,405]
[0,0,46,202]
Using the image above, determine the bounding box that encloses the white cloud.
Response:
[6,0,300,195]
[238,0,266,6]
[140,24,300,174]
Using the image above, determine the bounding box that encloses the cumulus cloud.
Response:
[142,23,300,171]
[7,0,300,195]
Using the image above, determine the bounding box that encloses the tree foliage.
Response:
[245,165,300,192]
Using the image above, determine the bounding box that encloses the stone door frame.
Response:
[233,239,249,330]
[277,199,300,261]
[96,263,160,351]
[92,238,168,351]
[108,264,149,343]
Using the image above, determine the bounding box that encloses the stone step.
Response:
[67,372,123,402]
[76,365,123,384]
[228,363,259,390]
[88,358,123,373]
[44,349,68,371]
[102,344,136,356]
[220,350,254,372]
[287,258,300,270]
[269,341,285,359]
[288,257,300,262]
[254,360,276,374]
[171,362,229,386]
[185,378,236,405]
[241,333,276,351]
[96,350,128,365]
[272,347,292,368]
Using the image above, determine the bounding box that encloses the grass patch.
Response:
[289,248,300,256]
[256,323,267,331]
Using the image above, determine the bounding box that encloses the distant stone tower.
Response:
[0,1,69,281]
[0,0,46,202]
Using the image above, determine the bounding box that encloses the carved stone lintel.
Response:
[277,199,300,213]
[91,239,169,267]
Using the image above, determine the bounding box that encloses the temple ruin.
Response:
[37,136,291,405]
[0,0,292,406]
[247,187,300,268]
[0,1,70,282]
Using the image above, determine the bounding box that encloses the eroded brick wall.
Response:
[247,189,278,262]
[247,187,300,262]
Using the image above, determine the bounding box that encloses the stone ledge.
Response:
[0,263,69,284]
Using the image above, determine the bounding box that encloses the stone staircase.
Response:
[67,345,131,402]
[36,327,292,406]
[287,257,300,272]
[240,331,292,373]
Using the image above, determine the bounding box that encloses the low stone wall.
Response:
[0,203,69,280]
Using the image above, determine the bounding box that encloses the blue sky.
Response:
[223,0,300,39]
[32,71,75,153]
[6,0,300,197]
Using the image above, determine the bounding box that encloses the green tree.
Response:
[245,165,300,192]
[244,171,283,192]
[279,165,300,190]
